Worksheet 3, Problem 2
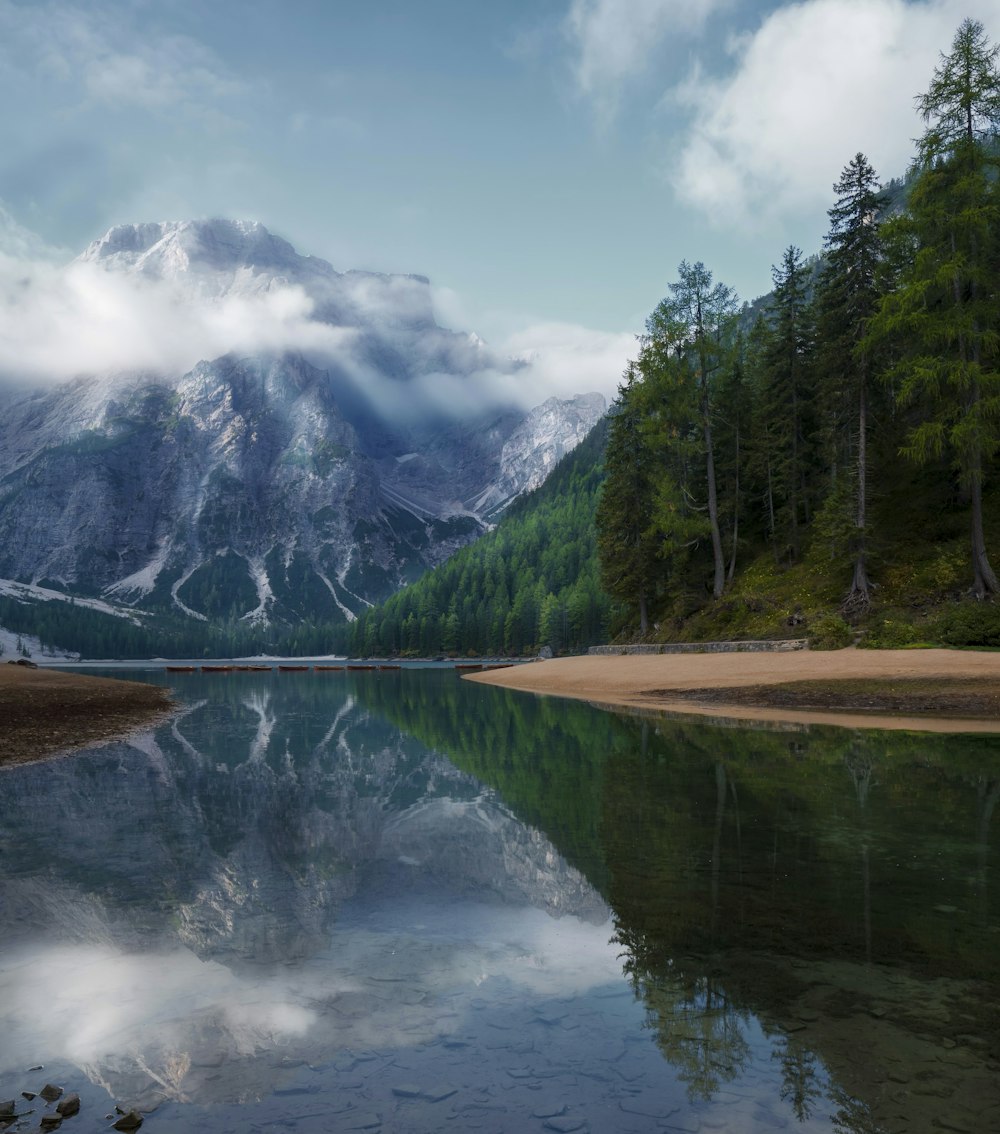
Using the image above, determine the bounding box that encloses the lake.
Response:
[1,666,998,1133]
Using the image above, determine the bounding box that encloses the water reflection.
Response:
[0,668,998,1133]
[366,673,1000,1133]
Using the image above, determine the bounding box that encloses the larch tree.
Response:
[874,19,1000,597]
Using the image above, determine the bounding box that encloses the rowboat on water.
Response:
[165,665,196,672]
[278,665,309,672]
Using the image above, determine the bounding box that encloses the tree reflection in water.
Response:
[366,669,1000,1130]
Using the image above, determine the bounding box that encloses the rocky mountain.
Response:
[0,220,605,635]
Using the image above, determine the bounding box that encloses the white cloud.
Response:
[669,0,996,227]
[0,213,626,413]
[0,0,244,118]
[565,0,727,124]
[402,322,631,420]
[0,252,357,384]
[503,321,634,402]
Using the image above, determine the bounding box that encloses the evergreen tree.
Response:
[874,19,1000,596]
[815,154,887,608]
[596,368,660,634]
[643,261,739,598]
[759,247,817,561]
[714,329,751,584]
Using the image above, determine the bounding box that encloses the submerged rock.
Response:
[55,1094,80,1117]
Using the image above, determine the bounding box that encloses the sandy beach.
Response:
[465,647,1000,732]
[0,664,174,768]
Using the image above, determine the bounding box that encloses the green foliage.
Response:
[929,601,1000,646]
[176,551,259,620]
[0,590,353,660]
[589,21,1000,644]
[807,613,853,650]
[595,369,661,634]
[870,18,1000,597]
[756,246,818,562]
[861,614,922,649]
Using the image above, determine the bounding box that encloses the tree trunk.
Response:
[970,464,998,597]
[967,354,998,597]
[695,300,725,599]
[704,404,726,599]
[728,426,740,584]
[766,453,777,563]
[789,365,801,559]
[639,590,649,636]
[846,370,871,608]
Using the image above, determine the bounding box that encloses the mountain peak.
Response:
[78,219,333,282]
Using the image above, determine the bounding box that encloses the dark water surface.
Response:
[1,666,998,1133]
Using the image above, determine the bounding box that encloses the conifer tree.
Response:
[759,246,816,561]
[643,261,739,598]
[815,154,886,608]
[596,367,660,634]
[874,18,1000,596]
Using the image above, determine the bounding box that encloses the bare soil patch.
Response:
[0,665,174,768]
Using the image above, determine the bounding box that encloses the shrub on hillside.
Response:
[931,602,1000,647]
[862,616,921,649]
[807,614,852,650]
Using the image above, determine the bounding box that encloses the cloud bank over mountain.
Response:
[0,214,630,410]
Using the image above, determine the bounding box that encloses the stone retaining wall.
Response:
[587,639,808,655]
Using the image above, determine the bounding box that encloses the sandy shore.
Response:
[465,647,1000,732]
[0,665,174,768]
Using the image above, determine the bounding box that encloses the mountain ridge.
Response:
[0,219,606,653]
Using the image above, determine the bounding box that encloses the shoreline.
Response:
[464,647,1000,733]
[0,665,175,768]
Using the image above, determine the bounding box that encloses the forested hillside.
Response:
[346,420,609,656]
[597,19,1000,650]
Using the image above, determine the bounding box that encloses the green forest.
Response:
[596,19,1000,650]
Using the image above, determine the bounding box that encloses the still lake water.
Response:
[1,666,999,1134]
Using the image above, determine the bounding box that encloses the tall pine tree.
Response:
[758,246,816,562]
[596,366,660,635]
[643,261,739,598]
[815,154,887,609]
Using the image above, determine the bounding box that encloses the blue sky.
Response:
[0,0,996,397]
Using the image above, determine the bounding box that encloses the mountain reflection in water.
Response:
[0,667,998,1134]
